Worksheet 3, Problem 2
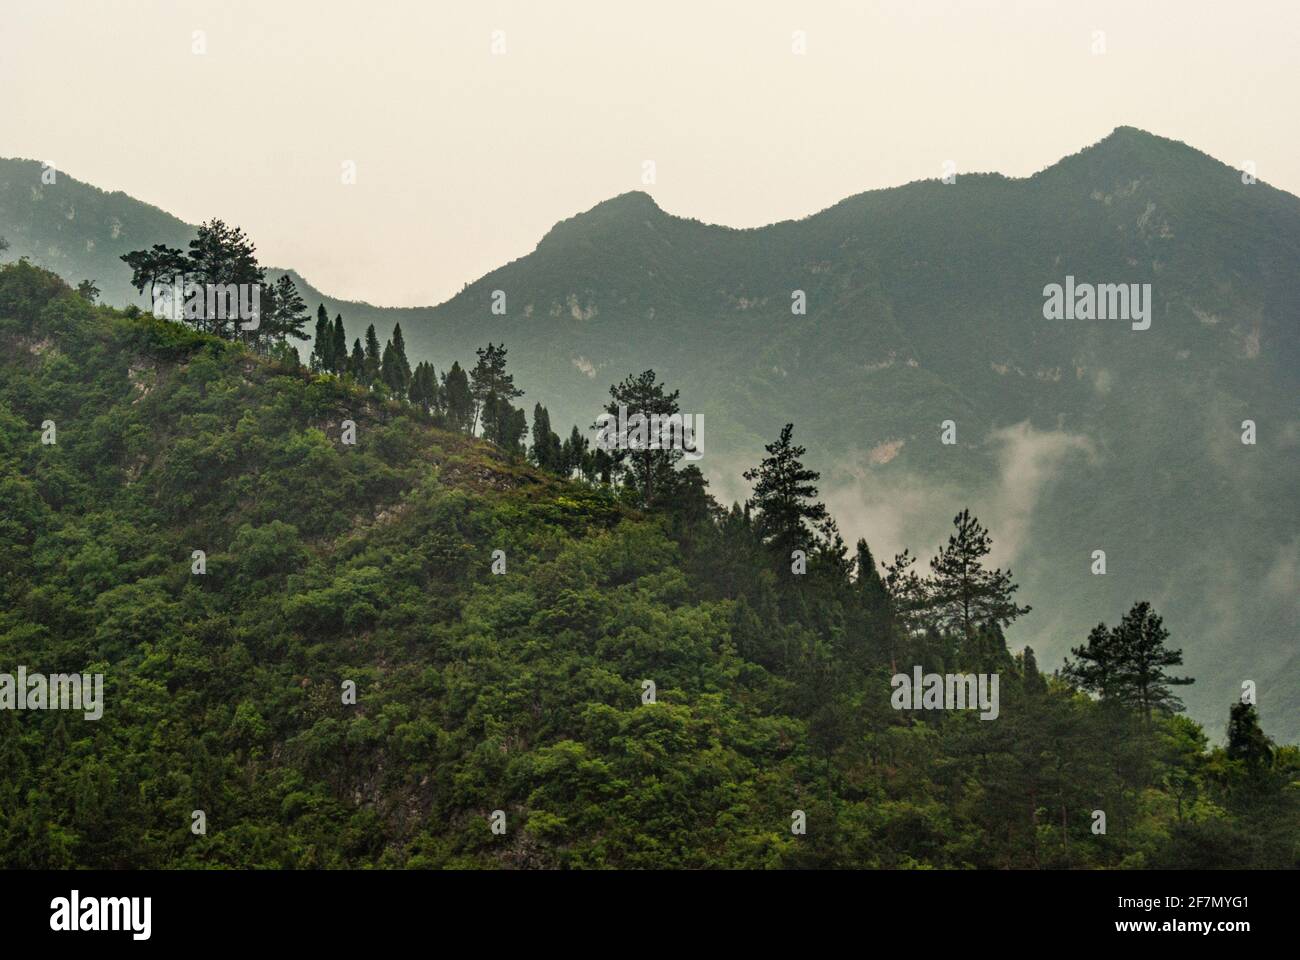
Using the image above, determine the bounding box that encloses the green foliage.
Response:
[0,262,1294,869]
[442,361,472,433]
[927,509,1031,644]
[529,404,563,474]
[1064,601,1194,720]
[598,369,684,507]
[743,423,829,562]
[12,140,1296,738]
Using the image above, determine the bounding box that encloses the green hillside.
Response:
[0,261,1295,869]
[2,128,1297,740]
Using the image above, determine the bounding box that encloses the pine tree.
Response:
[409,362,440,413]
[389,323,413,395]
[1062,623,1123,700]
[363,324,382,385]
[1022,645,1047,695]
[853,538,893,659]
[381,340,403,397]
[742,423,829,564]
[442,361,473,432]
[962,621,1013,673]
[1226,702,1273,769]
[184,219,264,337]
[331,314,348,375]
[854,539,890,612]
[563,424,590,479]
[425,364,445,417]
[598,369,682,504]
[883,549,930,644]
[408,361,426,408]
[263,274,309,348]
[310,305,331,372]
[530,404,563,472]
[1064,602,1193,721]
[1112,601,1194,721]
[186,219,262,287]
[121,243,187,307]
[482,391,527,455]
[469,343,522,435]
[349,338,366,380]
[927,509,1030,645]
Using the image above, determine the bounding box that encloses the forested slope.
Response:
[0,261,1294,869]
[6,131,1298,741]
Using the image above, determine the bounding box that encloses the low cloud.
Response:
[1264,536,1300,601]
[813,422,1094,575]
[985,422,1096,565]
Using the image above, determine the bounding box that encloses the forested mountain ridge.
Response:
[2,127,1297,740]
[403,130,1300,746]
[0,261,1295,869]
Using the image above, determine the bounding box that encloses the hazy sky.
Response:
[3,0,1297,306]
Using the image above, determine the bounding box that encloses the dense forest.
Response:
[0,244,1295,868]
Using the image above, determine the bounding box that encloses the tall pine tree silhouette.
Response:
[927,509,1030,647]
[363,324,382,385]
[742,423,828,568]
[330,313,347,375]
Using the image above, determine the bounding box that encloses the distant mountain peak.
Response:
[1102,124,1158,141]
[574,190,667,223]
[595,189,662,211]
[1091,125,1189,153]
[1031,124,1235,188]
[536,189,668,250]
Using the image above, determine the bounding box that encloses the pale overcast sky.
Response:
[2,0,1296,305]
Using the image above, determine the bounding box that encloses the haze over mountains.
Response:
[2,127,1296,740]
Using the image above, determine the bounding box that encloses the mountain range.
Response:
[2,126,1296,740]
